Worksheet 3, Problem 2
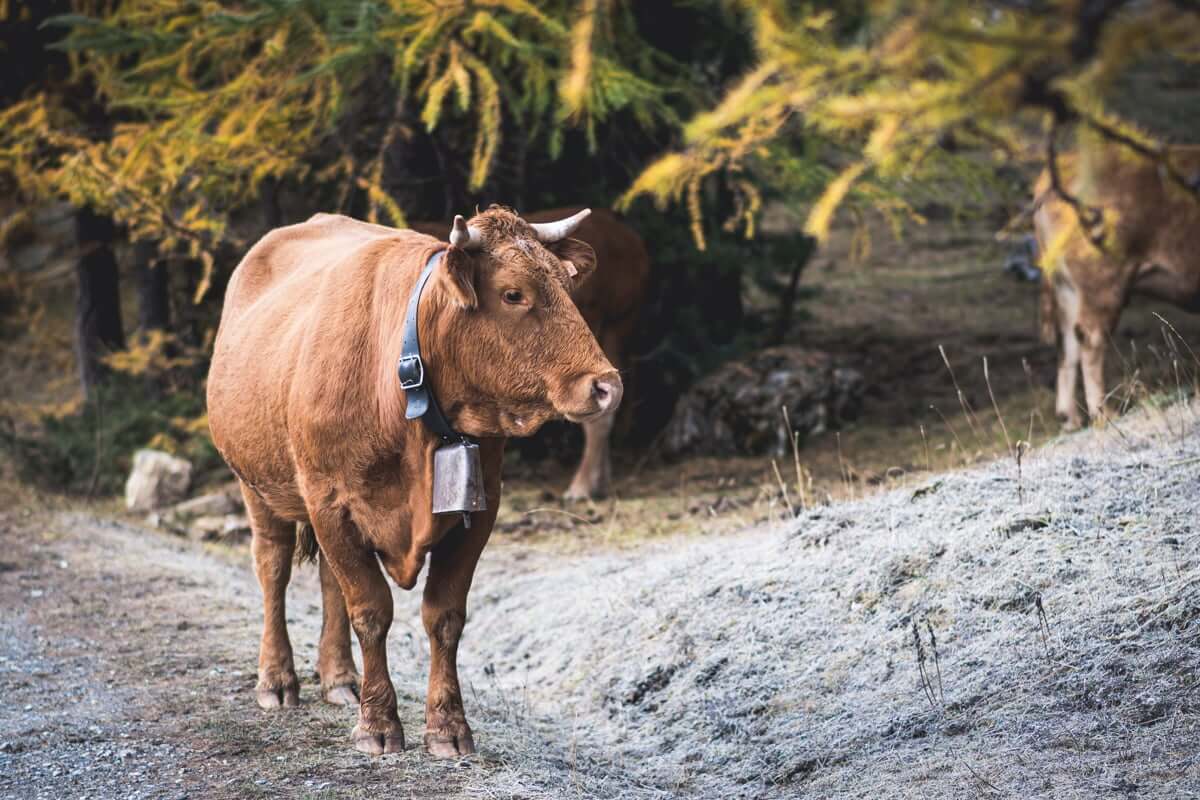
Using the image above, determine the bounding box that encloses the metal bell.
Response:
[431,440,487,516]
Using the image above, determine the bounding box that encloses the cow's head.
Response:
[428,206,621,438]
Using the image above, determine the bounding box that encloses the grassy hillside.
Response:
[429,402,1200,798]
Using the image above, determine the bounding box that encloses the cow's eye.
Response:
[502,289,524,305]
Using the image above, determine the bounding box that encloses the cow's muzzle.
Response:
[563,370,623,423]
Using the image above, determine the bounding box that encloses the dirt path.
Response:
[0,511,505,799]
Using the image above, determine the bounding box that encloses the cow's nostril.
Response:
[581,373,622,418]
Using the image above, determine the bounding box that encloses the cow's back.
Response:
[1035,147,1200,309]
[208,214,435,517]
[523,208,650,332]
[218,214,410,326]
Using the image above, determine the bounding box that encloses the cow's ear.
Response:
[547,237,597,292]
[441,247,478,309]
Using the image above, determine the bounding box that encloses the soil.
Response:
[0,504,501,799]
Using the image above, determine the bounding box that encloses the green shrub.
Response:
[0,373,219,496]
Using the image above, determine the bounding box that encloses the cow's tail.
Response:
[296,522,320,565]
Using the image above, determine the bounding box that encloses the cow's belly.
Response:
[208,389,309,522]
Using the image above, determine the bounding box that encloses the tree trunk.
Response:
[74,208,125,400]
[431,129,473,218]
[133,241,170,334]
[258,176,283,231]
[173,255,209,349]
[770,236,816,344]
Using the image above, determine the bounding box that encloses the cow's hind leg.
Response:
[241,483,300,709]
[317,547,360,706]
[309,506,404,755]
[1053,280,1084,430]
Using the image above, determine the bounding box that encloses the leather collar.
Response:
[397,250,467,443]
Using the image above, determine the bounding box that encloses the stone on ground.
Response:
[148,482,248,540]
[664,346,865,457]
[124,449,193,512]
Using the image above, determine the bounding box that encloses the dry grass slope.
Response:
[406,403,1200,799]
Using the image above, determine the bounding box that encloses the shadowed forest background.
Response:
[1,0,1199,509]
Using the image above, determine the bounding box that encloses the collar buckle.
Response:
[397,354,425,391]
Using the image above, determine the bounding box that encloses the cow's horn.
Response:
[529,208,591,243]
[449,215,484,250]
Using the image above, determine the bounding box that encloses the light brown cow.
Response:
[412,207,649,499]
[1034,146,1200,428]
[206,207,621,756]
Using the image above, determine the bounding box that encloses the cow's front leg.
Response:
[562,412,616,501]
[317,550,360,706]
[242,483,300,709]
[312,511,404,755]
[421,518,494,757]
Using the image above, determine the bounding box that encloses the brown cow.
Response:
[412,208,649,499]
[206,207,621,756]
[1034,146,1200,428]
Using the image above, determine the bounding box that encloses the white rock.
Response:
[124,449,193,512]
[170,490,241,520]
[188,513,251,542]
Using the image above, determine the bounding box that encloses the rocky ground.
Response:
[2,401,1198,799]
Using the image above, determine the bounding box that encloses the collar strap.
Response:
[398,250,464,442]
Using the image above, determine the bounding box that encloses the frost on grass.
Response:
[397,406,1200,799]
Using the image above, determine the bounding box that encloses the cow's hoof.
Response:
[323,684,358,706]
[256,683,300,709]
[424,723,476,758]
[1058,415,1082,432]
[351,722,405,755]
[562,483,606,503]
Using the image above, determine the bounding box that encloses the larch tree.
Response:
[619,0,1200,251]
[1,0,687,301]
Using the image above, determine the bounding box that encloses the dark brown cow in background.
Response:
[1034,145,1200,427]
[206,207,621,756]
[412,207,649,499]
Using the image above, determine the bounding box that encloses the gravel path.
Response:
[1,403,1198,799]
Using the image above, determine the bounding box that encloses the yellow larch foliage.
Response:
[622,0,1200,248]
[1,0,677,294]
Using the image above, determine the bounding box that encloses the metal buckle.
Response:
[397,354,424,390]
